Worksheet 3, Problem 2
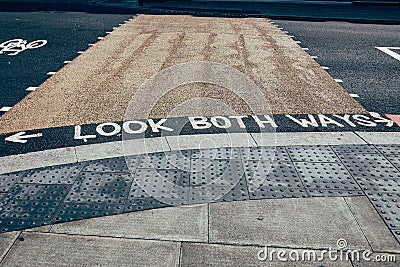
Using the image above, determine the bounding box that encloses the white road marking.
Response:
[77,51,84,54]
[283,31,289,34]
[97,37,104,40]
[289,35,295,38]
[113,27,117,29]
[311,56,318,59]
[0,106,12,112]
[5,132,43,144]
[302,48,309,51]
[376,47,400,61]
[106,31,112,34]
[47,72,56,75]
[350,94,360,98]
[321,66,330,70]
[295,41,301,44]
[279,27,284,30]
[334,79,343,83]
[26,86,38,91]
[63,60,71,64]
[88,44,95,46]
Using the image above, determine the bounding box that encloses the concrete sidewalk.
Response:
[0,11,399,267]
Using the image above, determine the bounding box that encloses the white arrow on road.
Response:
[5,132,43,144]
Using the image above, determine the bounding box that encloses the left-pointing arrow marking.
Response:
[5,132,43,144]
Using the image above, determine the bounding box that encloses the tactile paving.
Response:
[287,146,339,162]
[82,157,129,173]
[240,147,289,162]
[0,184,70,232]
[385,154,400,170]
[54,202,125,223]
[0,171,26,193]
[330,144,379,154]
[358,178,400,193]
[250,187,309,200]
[375,145,400,155]
[307,189,364,197]
[392,230,400,243]
[21,163,84,184]
[191,147,241,160]
[137,152,190,171]
[244,161,303,192]
[1,144,400,238]
[133,169,189,205]
[65,172,133,204]
[338,153,400,180]
[294,162,361,190]
[367,192,400,229]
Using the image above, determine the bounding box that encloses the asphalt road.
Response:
[275,20,400,115]
[0,11,133,111]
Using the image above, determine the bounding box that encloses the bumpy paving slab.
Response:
[0,15,364,134]
[1,143,400,248]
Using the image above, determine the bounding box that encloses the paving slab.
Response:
[0,15,364,134]
[0,147,77,175]
[356,132,400,145]
[166,133,257,151]
[51,204,208,242]
[0,231,19,262]
[252,132,366,147]
[344,196,400,253]
[1,232,180,266]
[180,242,353,267]
[209,197,370,249]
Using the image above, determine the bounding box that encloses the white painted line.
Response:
[349,93,360,98]
[289,35,295,38]
[113,27,117,30]
[376,47,400,61]
[311,56,318,59]
[118,24,123,26]
[88,44,95,46]
[295,41,301,44]
[47,72,56,75]
[97,37,104,40]
[106,31,112,34]
[334,79,343,83]
[26,86,38,92]
[283,31,289,34]
[278,27,284,30]
[0,106,12,112]
[321,66,330,70]
[302,48,309,51]
[63,61,72,64]
[270,21,275,24]
[77,51,84,54]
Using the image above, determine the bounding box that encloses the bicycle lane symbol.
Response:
[0,39,47,56]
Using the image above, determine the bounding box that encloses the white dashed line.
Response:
[106,31,112,34]
[302,48,309,51]
[283,31,289,34]
[0,106,12,112]
[97,37,104,40]
[311,56,318,59]
[350,94,360,98]
[279,28,284,30]
[321,66,330,70]
[289,35,295,38]
[77,51,84,54]
[47,72,56,75]
[334,79,343,83]
[295,41,301,44]
[26,87,38,92]
[63,60,72,64]
[88,44,95,46]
